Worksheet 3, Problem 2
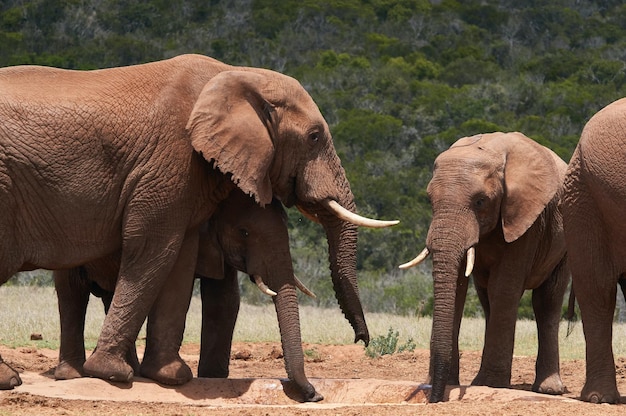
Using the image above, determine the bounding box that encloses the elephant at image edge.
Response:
[562,97,626,404]
[401,132,569,403]
[0,54,397,398]
[54,190,318,399]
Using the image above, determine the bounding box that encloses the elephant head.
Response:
[197,189,321,401]
[400,132,565,402]
[186,69,398,346]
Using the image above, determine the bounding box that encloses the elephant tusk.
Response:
[323,199,399,228]
[465,246,475,277]
[252,274,277,297]
[294,274,316,299]
[398,247,430,269]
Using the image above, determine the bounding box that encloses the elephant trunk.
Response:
[427,211,477,403]
[319,203,369,346]
[273,282,322,402]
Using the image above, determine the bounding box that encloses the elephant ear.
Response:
[195,224,225,280]
[499,132,566,243]
[186,71,276,206]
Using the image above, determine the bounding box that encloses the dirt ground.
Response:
[0,342,625,415]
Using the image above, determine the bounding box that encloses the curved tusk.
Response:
[323,199,399,228]
[252,274,277,297]
[465,246,475,277]
[399,247,430,269]
[294,274,316,299]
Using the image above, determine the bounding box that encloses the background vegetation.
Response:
[2,0,626,318]
[0,285,618,360]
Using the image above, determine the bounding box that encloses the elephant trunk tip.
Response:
[355,332,370,347]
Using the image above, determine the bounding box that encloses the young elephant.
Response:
[54,190,321,401]
[400,132,569,402]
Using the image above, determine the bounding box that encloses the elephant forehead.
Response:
[433,150,500,176]
[428,154,503,198]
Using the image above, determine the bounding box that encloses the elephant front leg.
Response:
[83,225,190,383]
[139,233,199,385]
[531,259,568,395]
[198,267,240,378]
[0,356,21,389]
[472,284,519,388]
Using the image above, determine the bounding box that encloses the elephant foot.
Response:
[83,350,133,383]
[140,355,192,385]
[532,374,564,395]
[197,361,229,378]
[54,360,85,380]
[581,381,620,404]
[471,370,510,388]
[0,360,22,389]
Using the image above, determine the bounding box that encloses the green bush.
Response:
[365,327,416,358]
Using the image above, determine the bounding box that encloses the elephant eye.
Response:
[308,132,319,142]
[239,229,249,238]
[474,197,486,208]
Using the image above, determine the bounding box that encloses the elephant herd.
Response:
[0,54,624,405]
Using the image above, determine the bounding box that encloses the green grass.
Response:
[2,286,626,361]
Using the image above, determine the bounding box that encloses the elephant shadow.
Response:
[170,377,307,402]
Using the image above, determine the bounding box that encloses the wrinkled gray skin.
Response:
[562,97,626,404]
[55,190,322,401]
[414,132,569,402]
[0,55,371,393]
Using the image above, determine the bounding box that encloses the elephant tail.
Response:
[565,283,578,337]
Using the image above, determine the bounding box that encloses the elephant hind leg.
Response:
[531,257,568,395]
[54,268,90,380]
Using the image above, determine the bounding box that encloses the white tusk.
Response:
[465,247,475,277]
[323,199,399,228]
[253,274,277,296]
[294,275,316,299]
[399,247,430,269]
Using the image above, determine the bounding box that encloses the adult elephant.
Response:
[55,189,321,401]
[562,97,626,404]
[0,54,397,394]
[400,132,569,403]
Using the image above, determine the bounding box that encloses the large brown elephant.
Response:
[562,97,626,404]
[54,190,322,401]
[400,132,569,402]
[0,54,397,392]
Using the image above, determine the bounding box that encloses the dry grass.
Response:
[1,286,626,361]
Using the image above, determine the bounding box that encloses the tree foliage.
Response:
[2,0,625,316]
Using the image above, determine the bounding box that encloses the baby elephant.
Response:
[54,189,321,402]
[401,132,569,402]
